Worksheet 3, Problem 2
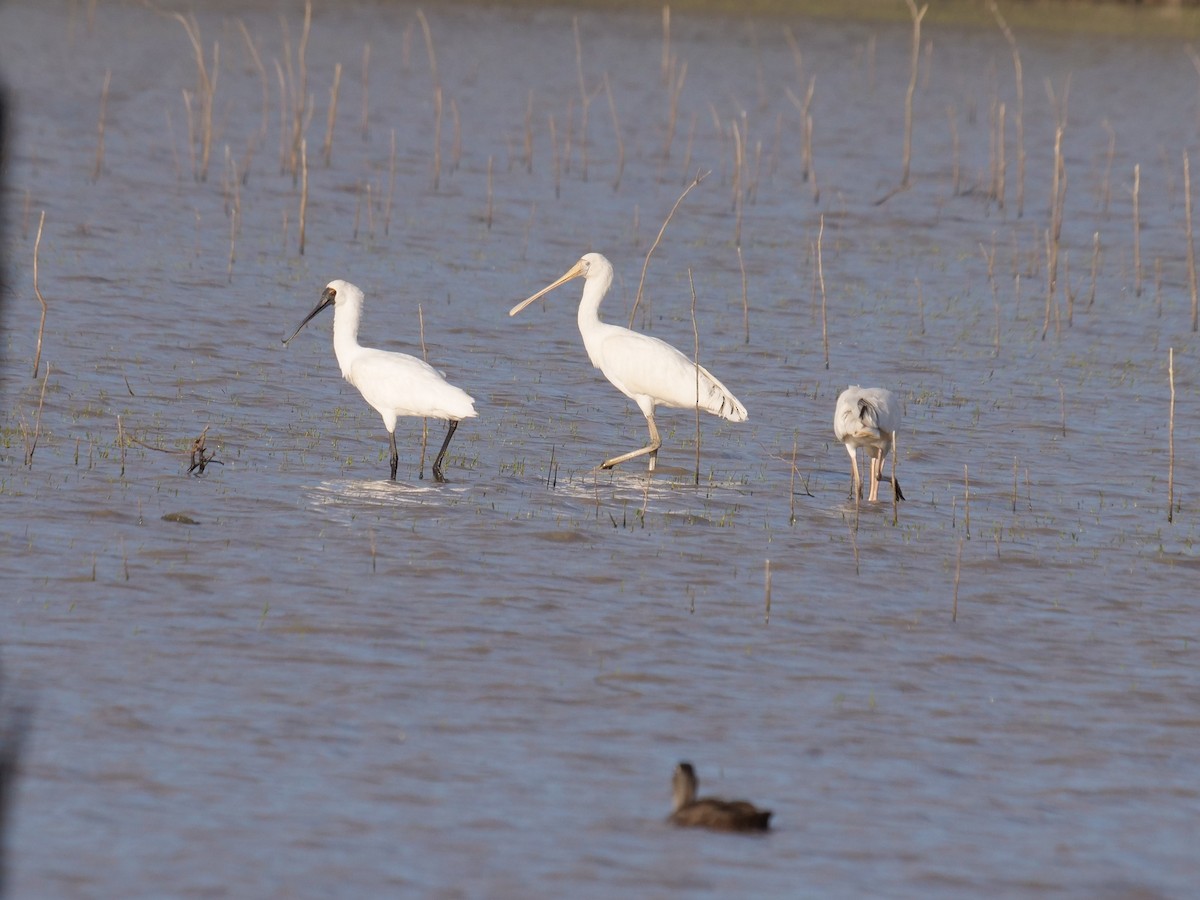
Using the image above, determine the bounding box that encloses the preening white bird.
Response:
[834,385,904,502]
[283,280,476,482]
[509,252,748,472]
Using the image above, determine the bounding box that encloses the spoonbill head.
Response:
[834,385,904,502]
[510,252,747,472]
[669,762,772,832]
[284,279,476,482]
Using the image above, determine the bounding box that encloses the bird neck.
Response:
[576,270,614,368]
[331,299,364,377]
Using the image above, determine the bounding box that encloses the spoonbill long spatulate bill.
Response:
[510,253,747,472]
[283,280,476,482]
[834,385,904,502]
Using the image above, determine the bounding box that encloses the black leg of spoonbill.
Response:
[432,420,459,483]
[388,430,399,481]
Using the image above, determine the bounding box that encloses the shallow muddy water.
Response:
[2,1,1199,896]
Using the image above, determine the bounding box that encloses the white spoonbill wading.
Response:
[283,280,476,482]
[509,253,747,472]
[833,385,904,502]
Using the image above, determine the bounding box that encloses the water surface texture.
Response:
[2,1,1198,896]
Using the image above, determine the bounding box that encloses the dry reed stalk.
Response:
[236,21,269,144]
[947,105,960,196]
[385,129,397,235]
[662,58,687,160]
[952,538,963,622]
[23,364,50,467]
[1041,228,1055,339]
[604,73,625,192]
[661,5,671,85]
[1057,380,1066,438]
[990,1,1025,216]
[915,276,925,335]
[891,431,899,525]
[361,42,371,140]
[789,435,798,525]
[689,269,701,486]
[485,155,494,230]
[1088,231,1100,308]
[92,69,111,181]
[1168,347,1176,523]
[737,244,749,344]
[900,0,928,189]
[414,9,441,189]
[764,559,772,625]
[524,90,535,174]
[1011,457,1018,513]
[182,90,197,178]
[1188,152,1200,331]
[173,13,218,181]
[680,111,697,185]
[1155,256,1163,318]
[32,210,48,379]
[419,304,429,478]
[353,182,362,239]
[963,464,971,539]
[117,415,126,477]
[1133,163,1143,297]
[628,169,708,327]
[450,98,462,174]
[817,215,828,370]
[226,149,240,281]
[1100,119,1115,217]
[549,114,561,198]
[298,138,308,255]
[322,62,342,167]
[432,87,443,191]
[573,17,593,181]
[731,120,744,246]
[995,101,1006,210]
[980,240,997,350]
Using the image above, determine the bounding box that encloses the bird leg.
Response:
[601,412,662,472]
[388,430,400,481]
[431,420,460,483]
[845,445,863,499]
[869,452,882,502]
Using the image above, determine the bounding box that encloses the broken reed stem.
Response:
[117,414,126,477]
[298,138,308,255]
[817,214,829,370]
[629,169,708,327]
[990,1,1025,216]
[24,364,51,467]
[1133,163,1143,297]
[1058,379,1066,437]
[32,210,48,379]
[361,42,371,140]
[738,244,749,344]
[603,72,625,192]
[322,62,342,167]
[662,58,687,160]
[1011,456,1019,513]
[450,98,462,174]
[952,538,963,622]
[900,0,928,188]
[92,69,111,181]
[689,268,701,486]
[1188,152,1200,332]
[1089,231,1101,308]
[226,152,239,282]
[415,8,439,87]
[764,558,772,625]
[1168,347,1177,522]
[549,113,561,198]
